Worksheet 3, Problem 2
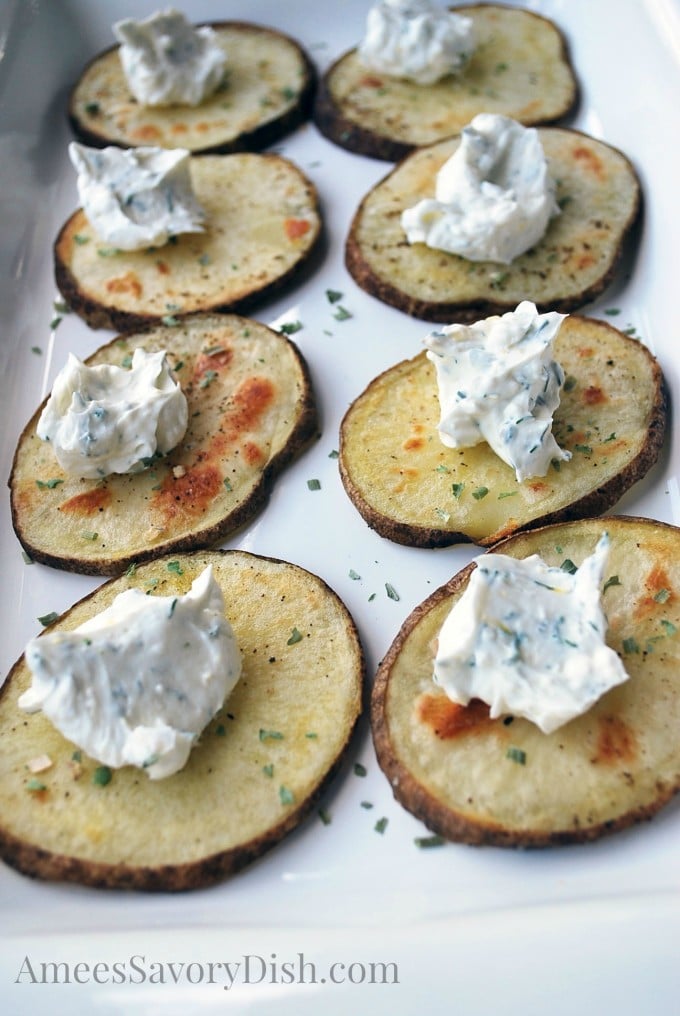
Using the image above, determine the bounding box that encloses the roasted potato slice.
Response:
[314,4,577,161]
[69,21,316,155]
[346,129,640,322]
[0,550,364,890]
[55,152,321,332]
[339,316,665,546]
[372,516,680,847]
[10,314,316,574]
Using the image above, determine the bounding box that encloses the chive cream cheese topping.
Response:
[113,9,227,107]
[432,534,630,734]
[424,301,571,481]
[69,142,205,251]
[359,0,475,85]
[37,348,188,478]
[401,113,559,262]
[19,566,241,779]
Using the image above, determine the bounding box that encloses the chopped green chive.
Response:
[259,730,284,742]
[452,482,465,499]
[653,588,670,603]
[279,320,302,335]
[349,569,361,580]
[37,612,59,627]
[374,817,388,834]
[26,778,47,792]
[574,444,593,455]
[287,627,303,645]
[262,763,274,777]
[73,233,90,245]
[307,478,321,491]
[279,785,295,806]
[360,801,373,809]
[622,637,640,654]
[125,563,137,577]
[22,551,34,565]
[328,449,339,459]
[498,491,518,500]
[199,369,218,388]
[385,582,400,601]
[92,766,112,786]
[506,746,527,765]
[660,620,677,636]
[81,532,98,541]
[326,289,343,303]
[305,732,318,740]
[85,101,100,115]
[604,575,621,592]
[414,834,446,848]
[223,478,233,491]
[604,308,621,316]
[472,486,489,500]
[318,807,332,825]
[353,762,367,777]
[215,723,226,737]
[167,560,183,575]
[333,305,352,321]
[31,346,42,355]
[560,559,578,574]
[97,247,121,257]
[562,375,577,392]
[36,478,64,490]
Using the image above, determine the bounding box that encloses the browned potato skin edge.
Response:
[0,549,366,891]
[68,21,318,156]
[370,515,680,848]
[53,154,324,333]
[344,128,641,324]
[313,4,579,161]
[338,317,666,548]
[8,318,319,576]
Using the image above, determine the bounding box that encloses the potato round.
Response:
[314,4,578,161]
[69,22,316,155]
[10,314,316,574]
[345,128,640,322]
[339,316,665,547]
[55,152,321,331]
[372,516,680,847]
[0,550,364,890]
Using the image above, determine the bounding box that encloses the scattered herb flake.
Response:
[653,588,670,603]
[349,569,361,580]
[305,732,318,740]
[604,575,621,592]
[167,560,183,575]
[660,620,677,636]
[26,778,47,792]
[452,482,465,499]
[622,637,640,654]
[414,834,446,849]
[287,627,303,645]
[326,289,343,303]
[472,486,489,500]
[307,478,321,491]
[85,101,100,115]
[506,746,527,765]
[22,551,34,565]
[97,247,121,257]
[262,763,274,777]
[374,817,388,834]
[81,531,98,541]
[36,478,64,490]
[368,592,377,602]
[215,723,226,737]
[353,762,367,777]
[73,234,90,245]
[279,785,295,806]
[198,253,211,266]
[259,729,284,742]
[328,449,339,459]
[360,801,373,809]
[125,563,137,577]
[92,766,112,786]
[498,491,518,500]
[574,444,593,455]
[37,612,59,627]
[563,375,577,392]
[318,807,332,825]
[385,582,400,601]
[223,478,233,491]
[560,559,578,574]
[72,750,82,762]
[31,346,42,355]
[199,369,218,388]
[604,308,621,316]
[333,305,352,321]
[279,320,303,335]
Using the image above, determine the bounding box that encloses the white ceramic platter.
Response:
[1,1,679,1012]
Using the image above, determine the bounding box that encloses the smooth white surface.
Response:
[1,1,679,1013]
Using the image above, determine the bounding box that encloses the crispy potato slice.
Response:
[55,152,321,331]
[69,22,316,155]
[10,314,316,574]
[346,129,640,322]
[339,316,665,546]
[314,4,577,161]
[372,516,680,846]
[0,550,364,890]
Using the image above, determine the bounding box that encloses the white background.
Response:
[0,1,679,1012]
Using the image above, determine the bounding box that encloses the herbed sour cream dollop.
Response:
[401,113,560,263]
[37,348,188,478]
[19,566,241,780]
[432,534,630,734]
[424,301,571,481]
[113,8,227,107]
[359,0,474,85]
[69,142,205,251]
